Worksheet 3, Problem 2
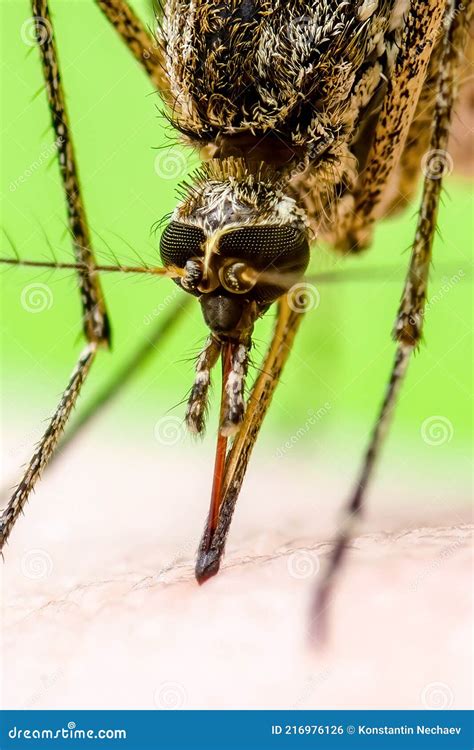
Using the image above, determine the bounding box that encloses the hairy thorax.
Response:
[162,1,409,243]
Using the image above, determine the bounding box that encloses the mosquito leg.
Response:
[378,37,445,220]
[289,0,448,250]
[312,0,472,638]
[1,297,190,510]
[58,296,190,451]
[195,294,306,583]
[185,336,222,435]
[32,0,110,345]
[341,0,447,250]
[1,2,111,544]
[220,341,250,437]
[312,345,411,637]
[94,0,170,96]
[0,344,97,550]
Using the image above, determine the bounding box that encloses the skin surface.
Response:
[2,432,471,710]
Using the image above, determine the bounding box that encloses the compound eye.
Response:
[160,221,205,269]
[219,261,257,294]
[218,225,310,274]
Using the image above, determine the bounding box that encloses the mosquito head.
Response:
[159,168,310,341]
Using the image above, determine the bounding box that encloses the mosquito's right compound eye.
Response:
[159,221,206,269]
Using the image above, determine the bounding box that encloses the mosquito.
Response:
[1,0,471,634]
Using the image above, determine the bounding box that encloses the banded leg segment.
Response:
[0,344,97,550]
[32,0,109,344]
[1,2,110,548]
[0,297,190,511]
[94,0,170,96]
[341,0,446,250]
[313,0,472,636]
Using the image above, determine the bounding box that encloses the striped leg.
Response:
[289,0,447,251]
[313,0,472,638]
[0,284,188,508]
[0,345,97,550]
[342,0,447,251]
[94,0,170,97]
[32,0,110,345]
[0,1,110,548]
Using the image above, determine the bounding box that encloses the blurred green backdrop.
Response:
[1,0,472,483]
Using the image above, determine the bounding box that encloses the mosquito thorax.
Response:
[159,168,310,339]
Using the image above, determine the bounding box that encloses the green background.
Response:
[1,0,472,479]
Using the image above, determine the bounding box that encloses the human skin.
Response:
[1,434,471,711]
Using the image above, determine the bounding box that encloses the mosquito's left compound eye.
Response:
[218,225,309,274]
[160,221,206,269]
[218,224,310,304]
